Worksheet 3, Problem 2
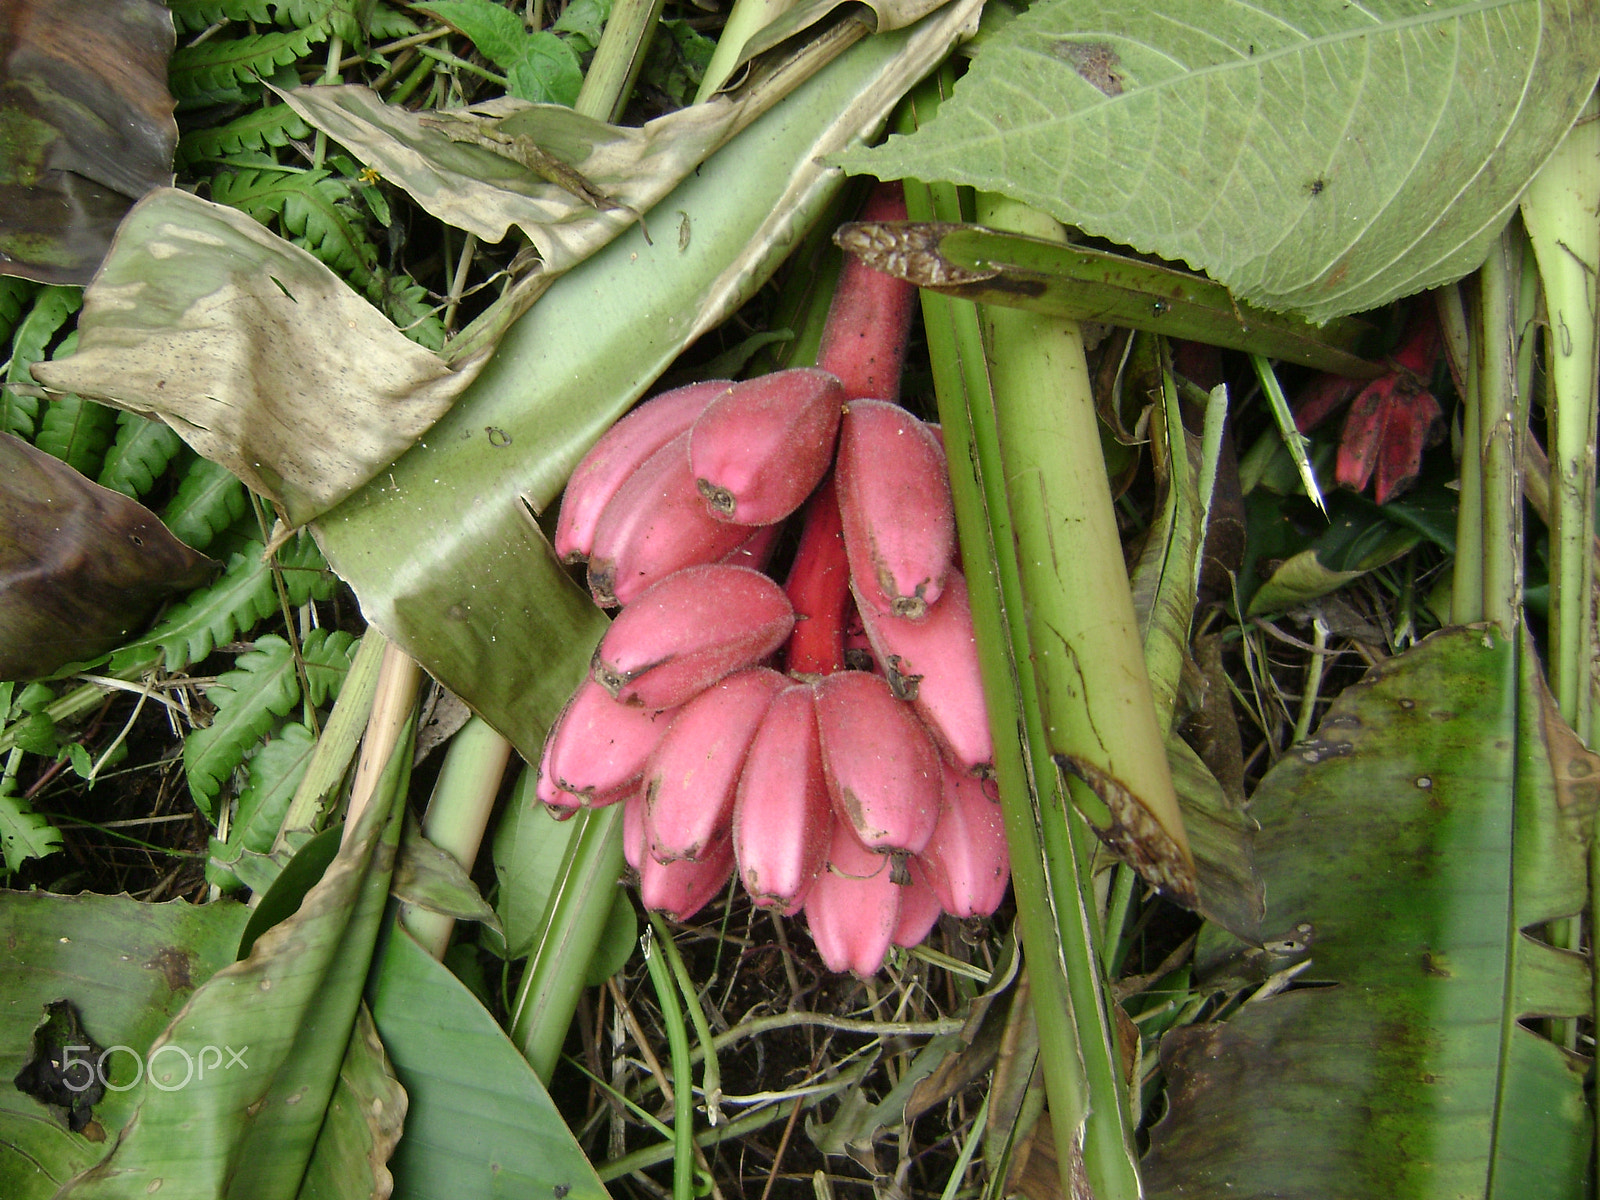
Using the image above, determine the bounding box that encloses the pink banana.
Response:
[622,789,647,871]
[813,670,942,857]
[587,430,752,608]
[893,862,944,949]
[639,832,734,922]
[853,571,993,775]
[539,677,678,807]
[690,367,844,526]
[919,762,1009,919]
[644,667,787,863]
[554,379,732,563]
[732,684,832,913]
[592,564,795,709]
[721,521,783,572]
[782,474,850,678]
[803,815,901,975]
[835,400,955,619]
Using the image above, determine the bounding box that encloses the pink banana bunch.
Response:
[538,180,1009,970]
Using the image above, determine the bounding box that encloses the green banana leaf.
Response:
[1142,625,1596,1197]
[0,892,251,1194]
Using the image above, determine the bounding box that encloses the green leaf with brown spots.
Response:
[1143,626,1597,1198]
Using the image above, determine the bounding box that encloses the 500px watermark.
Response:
[58,1044,249,1093]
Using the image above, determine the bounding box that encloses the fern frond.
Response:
[0,776,62,872]
[368,4,421,39]
[370,269,446,350]
[4,286,81,441]
[178,101,313,165]
[185,634,303,817]
[35,394,119,478]
[98,412,184,499]
[301,629,358,706]
[280,179,378,279]
[111,542,280,674]
[162,456,250,551]
[170,26,329,103]
[0,277,39,348]
[207,719,317,889]
[275,530,339,608]
[169,0,278,33]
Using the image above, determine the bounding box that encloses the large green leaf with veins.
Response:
[1142,626,1596,1197]
[845,0,1600,323]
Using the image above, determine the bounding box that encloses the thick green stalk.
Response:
[508,800,627,1081]
[400,715,513,958]
[1476,226,1524,634]
[694,0,796,101]
[900,74,1140,1195]
[1444,282,1485,625]
[574,0,667,122]
[1522,93,1600,740]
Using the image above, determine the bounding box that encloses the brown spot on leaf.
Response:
[1052,41,1125,96]
[1056,754,1198,906]
[144,946,191,991]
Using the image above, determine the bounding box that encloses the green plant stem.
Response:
[508,799,626,1081]
[1446,280,1485,625]
[400,715,513,958]
[650,912,724,1127]
[899,71,1140,1198]
[643,918,695,1200]
[695,0,795,101]
[1251,353,1326,514]
[1476,224,1525,634]
[575,0,667,122]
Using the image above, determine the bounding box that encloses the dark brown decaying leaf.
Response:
[0,0,175,284]
[0,431,215,680]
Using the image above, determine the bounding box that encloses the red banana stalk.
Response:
[591,564,795,709]
[816,181,916,403]
[644,667,787,863]
[539,677,677,807]
[918,762,1009,919]
[783,474,851,677]
[690,367,844,525]
[813,669,942,858]
[639,832,734,922]
[854,570,993,775]
[803,815,901,975]
[835,399,956,619]
[554,379,732,563]
[732,683,832,913]
[587,430,754,607]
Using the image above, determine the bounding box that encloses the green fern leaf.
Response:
[0,782,62,872]
[170,26,328,102]
[280,178,377,279]
[162,456,250,551]
[35,393,119,478]
[34,330,117,477]
[111,542,280,674]
[370,269,446,351]
[275,529,338,607]
[368,4,420,39]
[0,277,38,348]
[301,629,359,706]
[185,634,303,817]
[168,0,278,33]
[178,101,313,165]
[98,411,185,499]
[207,719,317,890]
[5,286,80,441]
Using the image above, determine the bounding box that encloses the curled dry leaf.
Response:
[0,432,215,680]
[32,189,486,526]
[0,0,176,284]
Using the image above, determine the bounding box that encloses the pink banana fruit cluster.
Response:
[540,184,1008,975]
